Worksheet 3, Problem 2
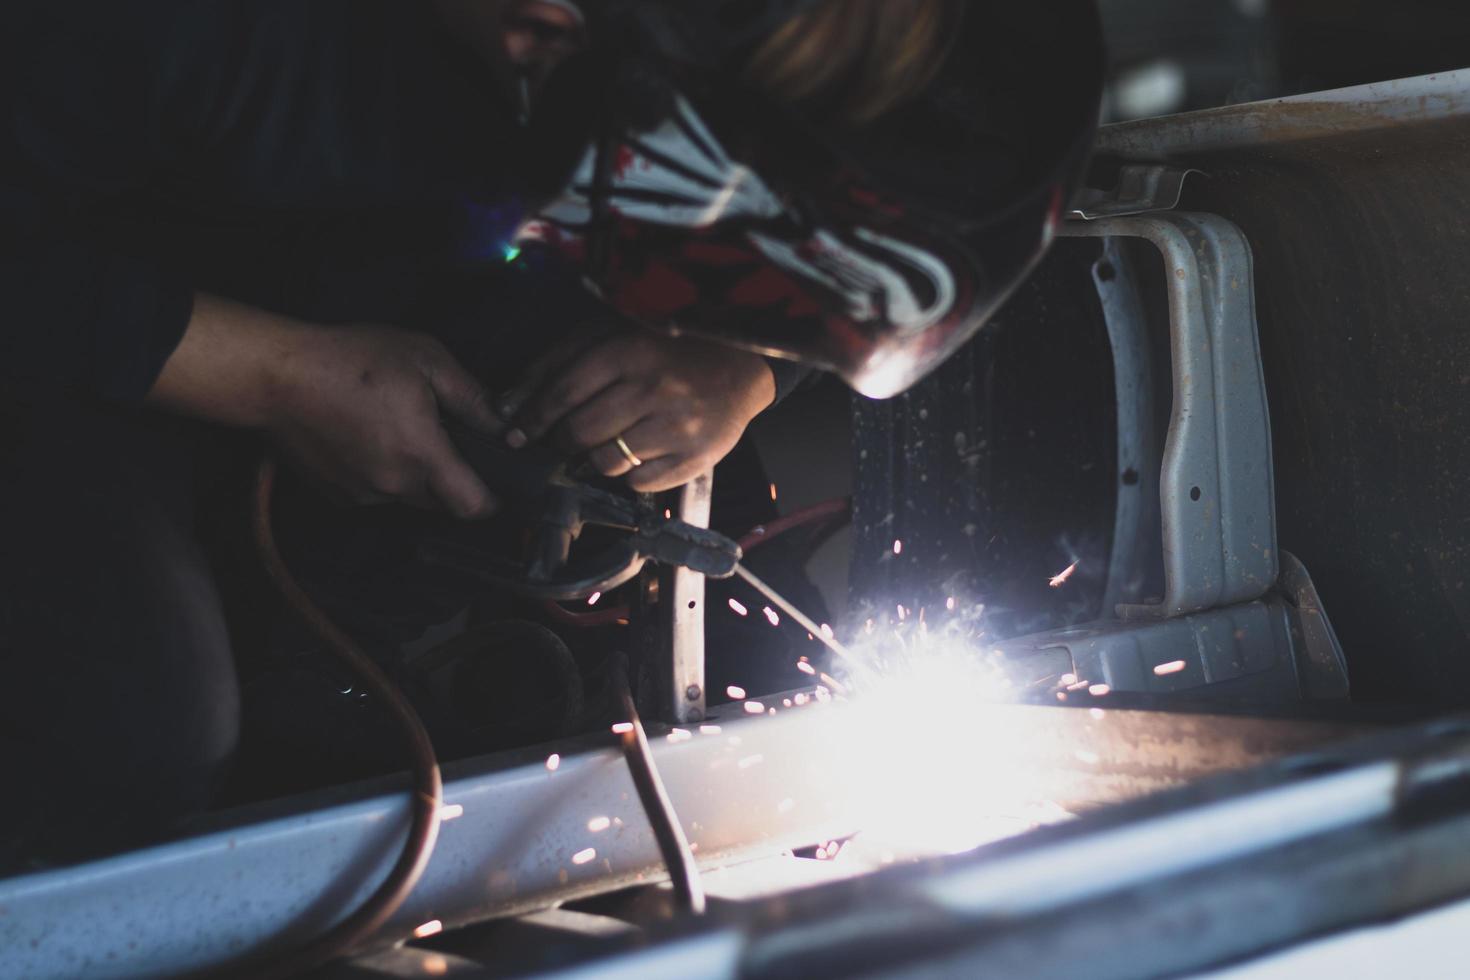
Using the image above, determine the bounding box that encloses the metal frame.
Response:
[526,713,1470,980]
[0,700,1358,979]
[1095,68,1470,159]
[1061,212,1277,620]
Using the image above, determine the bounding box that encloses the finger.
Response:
[625,453,708,494]
[498,324,613,418]
[584,415,677,478]
[510,346,627,446]
[420,429,499,520]
[558,381,647,452]
[424,351,501,435]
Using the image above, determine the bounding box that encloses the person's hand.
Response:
[267,325,501,517]
[148,294,499,518]
[500,330,776,493]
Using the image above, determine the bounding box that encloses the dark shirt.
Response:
[1,0,548,401]
[1,0,811,404]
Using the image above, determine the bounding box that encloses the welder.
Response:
[0,0,1102,869]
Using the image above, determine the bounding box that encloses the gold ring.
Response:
[613,436,644,468]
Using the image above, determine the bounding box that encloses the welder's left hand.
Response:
[500,330,776,492]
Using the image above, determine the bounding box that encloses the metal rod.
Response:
[614,668,706,915]
[734,563,854,661]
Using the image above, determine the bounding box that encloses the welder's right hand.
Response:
[147,293,500,519]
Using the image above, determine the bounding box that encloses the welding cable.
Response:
[737,495,852,553]
[241,456,444,979]
[613,666,706,915]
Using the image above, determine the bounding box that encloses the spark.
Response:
[587,816,612,833]
[700,724,722,735]
[424,954,449,976]
[783,698,793,707]
[946,596,956,611]
[439,804,464,822]
[1088,683,1111,697]
[1060,673,1078,686]
[1153,660,1187,676]
[1049,560,1081,588]
[763,606,780,627]
[770,482,778,501]
[893,539,903,555]
[667,727,692,743]
[820,623,835,640]
[1067,680,1090,691]
[413,919,444,939]
[797,661,817,676]
[572,848,597,865]
[729,598,749,617]
[502,244,522,264]
[665,508,673,519]
[794,692,809,706]
[1090,707,1106,720]
[1056,691,1068,701]
[743,701,766,715]
[897,604,907,621]
[545,753,561,772]
[611,722,634,734]
[727,685,747,699]
[587,592,602,606]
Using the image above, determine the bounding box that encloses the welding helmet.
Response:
[513,0,1105,399]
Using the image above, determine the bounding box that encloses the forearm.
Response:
[144,293,303,428]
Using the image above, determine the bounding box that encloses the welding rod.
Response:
[734,563,854,661]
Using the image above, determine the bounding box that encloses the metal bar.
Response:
[0,702,1363,978]
[1091,238,1161,614]
[535,717,1469,980]
[667,473,712,724]
[1095,68,1470,159]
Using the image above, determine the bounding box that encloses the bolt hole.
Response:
[1190,486,1202,501]
[688,600,698,610]
[1121,468,1140,486]
[1096,261,1117,282]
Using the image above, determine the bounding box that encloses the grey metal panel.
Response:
[0,702,860,980]
[1062,213,1277,618]
[1095,68,1470,159]
[998,599,1298,700]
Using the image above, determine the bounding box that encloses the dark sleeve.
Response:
[764,357,815,406]
[0,229,196,401]
[3,0,506,400]
[1,3,196,400]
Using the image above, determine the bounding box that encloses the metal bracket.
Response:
[1061,212,1278,620]
[665,473,712,724]
[1070,165,1202,220]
